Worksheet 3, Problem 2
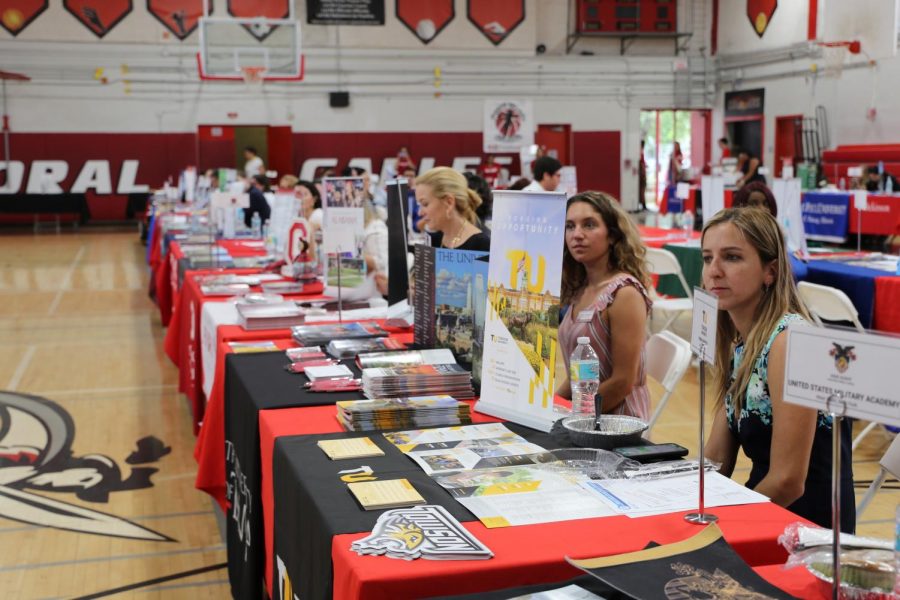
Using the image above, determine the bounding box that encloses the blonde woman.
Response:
[701,207,854,532]
[556,191,653,419]
[415,167,490,251]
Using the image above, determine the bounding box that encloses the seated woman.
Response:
[414,167,490,251]
[556,191,653,420]
[702,207,855,532]
[732,181,808,281]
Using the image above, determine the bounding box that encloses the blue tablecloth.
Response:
[801,192,850,243]
[804,260,888,328]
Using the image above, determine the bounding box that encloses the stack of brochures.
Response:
[356,348,456,369]
[291,322,388,346]
[326,337,407,359]
[362,364,475,399]
[200,282,251,296]
[236,301,307,330]
[336,395,472,431]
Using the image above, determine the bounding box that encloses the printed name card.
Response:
[690,287,718,364]
[784,324,900,427]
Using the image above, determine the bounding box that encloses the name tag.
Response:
[577,309,594,323]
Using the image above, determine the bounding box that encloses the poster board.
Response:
[385,179,410,306]
[476,190,567,431]
[322,177,367,288]
[772,177,809,259]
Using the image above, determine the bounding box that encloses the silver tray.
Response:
[561,415,648,450]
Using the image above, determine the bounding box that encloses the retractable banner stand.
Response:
[772,177,808,258]
[0,0,48,36]
[385,179,410,306]
[228,0,289,40]
[64,0,132,38]
[321,177,370,298]
[147,0,205,40]
[396,0,454,45]
[476,190,567,432]
[466,0,525,45]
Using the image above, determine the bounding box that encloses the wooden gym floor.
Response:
[0,230,894,598]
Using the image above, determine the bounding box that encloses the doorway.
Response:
[640,109,711,208]
[773,115,803,177]
[197,125,294,180]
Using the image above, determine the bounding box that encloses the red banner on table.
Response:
[396,0,454,45]
[147,0,205,40]
[467,0,524,46]
[63,0,132,38]
[0,0,48,36]
[227,0,288,41]
[849,193,900,236]
[746,0,777,38]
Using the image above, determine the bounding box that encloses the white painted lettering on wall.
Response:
[0,160,150,195]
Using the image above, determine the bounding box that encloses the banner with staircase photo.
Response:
[476,190,567,432]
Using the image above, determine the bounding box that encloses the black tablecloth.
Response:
[0,193,90,222]
[224,352,366,600]
[272,424,559,600]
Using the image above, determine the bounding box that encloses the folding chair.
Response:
[796,281,885,450]
[645,330,694,434]
[856,434,900,519]
[645,247,694,333]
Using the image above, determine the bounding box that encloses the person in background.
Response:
[395,146,416,176]
[479,155,501,189]
[701,207,854,532]
[638,140,647,211]
[415,167,490,251]
[463,171,492,229]
[523,156,562,192]
[864,165,900,192]
[735,148,765,187]
[244,174,271,228]
[668,141,684,187]
[243,146,264,179]
[732,182,807,281]
[556,191,652,419]
[718,137,732,163]
[295,180,322,229]
[508,177,531,191]
[278,174,298,190]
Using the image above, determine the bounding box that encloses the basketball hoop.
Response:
[239,65,267,89]
[815,40,862,78]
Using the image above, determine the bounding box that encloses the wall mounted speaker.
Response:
[329,92,350,108]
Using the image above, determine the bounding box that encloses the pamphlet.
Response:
[316,437,385,460]
[347,478,426,511]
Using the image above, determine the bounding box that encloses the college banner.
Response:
[63,0,132,38]
[307,0,384,25]
[467,0,524,45]
[228,0,289,41]
[747,0,777,38]
[396,0,454,44]
[801,191,849,243]
[476,190,567,432]
[147,0,205,40]
[0,0,48,36]
[483,98,534,153]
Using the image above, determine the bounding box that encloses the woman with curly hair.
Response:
[556,191,653,419]
[702,207,854,531]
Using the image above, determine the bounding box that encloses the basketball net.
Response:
[240,66,267,90]
[816,41,861,79]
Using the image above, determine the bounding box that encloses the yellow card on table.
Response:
[317,437,385,460]
[347,479,426,511]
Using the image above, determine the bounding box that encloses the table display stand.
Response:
[685,343,718,525]
[826,392,846,600]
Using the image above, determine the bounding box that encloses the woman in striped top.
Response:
[556,191,653,420]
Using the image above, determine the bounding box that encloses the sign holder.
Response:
[826,392,846,600]
[685,341,718,525]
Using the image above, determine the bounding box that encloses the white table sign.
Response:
[675,182,690,200]
[784,324,900,427]
[690,287,718,364]
[853,189,868,211]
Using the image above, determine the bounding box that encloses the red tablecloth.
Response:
[874,275,900,333]
[849,193,900,236]
[638,225,700,248]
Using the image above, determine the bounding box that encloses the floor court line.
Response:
[29,384,178,397]
[0,544,225,573]
[47,245,86,316]
[6,345,37,391]
[0,510,215,533]
[137,578,229,595]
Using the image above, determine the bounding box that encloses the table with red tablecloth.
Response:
[805,256,900,333]
[638,225,700,248]
[849,193,900,236]
[259,403,810,600]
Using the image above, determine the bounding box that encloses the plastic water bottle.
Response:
[251,213,262,239]
[570,337,600,417]
[887,176,894,194]
[681,209,695,239]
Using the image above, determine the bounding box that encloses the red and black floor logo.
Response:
[0,0,48,36]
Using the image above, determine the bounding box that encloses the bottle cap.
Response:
[577,336,590,344]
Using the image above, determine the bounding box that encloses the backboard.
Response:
[820,0,898,60]
[198,16,304,82]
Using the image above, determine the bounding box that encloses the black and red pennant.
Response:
[396,0,454,45]
[747,0,777,38]
[467,0,524,46]
[147,0,205,40]
[228,0,288,41]
[64,0,132,38]
[0,0,48,36]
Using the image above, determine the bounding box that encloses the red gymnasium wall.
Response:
[1,131,620,221]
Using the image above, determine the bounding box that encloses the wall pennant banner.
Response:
[467,0,525,46]
[228,0,289,41]
[396,0,454,45]
[746,0,777,38]
[64,0,132,38]
[147,0,205,40]
[0,0,48,36]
